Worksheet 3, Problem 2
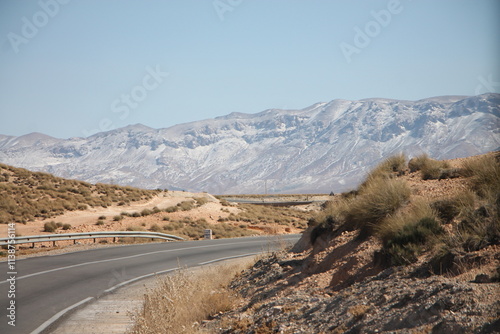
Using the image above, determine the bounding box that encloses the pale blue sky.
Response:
[0,0,498,139]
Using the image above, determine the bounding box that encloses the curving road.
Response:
[0,235,300,334]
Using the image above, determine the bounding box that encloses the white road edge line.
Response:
[0,239,287,284]
[30,296,94,334]
[198,252,260,265]
[30,252,262,334]
[104,267,179,293]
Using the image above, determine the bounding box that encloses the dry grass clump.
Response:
[311,155,411,241]
[177,200,195,211]
[42,221,71,232]
[462,153,500,198]
[408,153,430,172]
[343,178,411,236]
[408,153,455,180]
[376,199,443,265]
[430,191,475,224]
[43,221,58,232]
[437,153,500,253]
[193,197,209,206]
[359,153,407,189]
[129,263,248,334]
[0,163,160,224]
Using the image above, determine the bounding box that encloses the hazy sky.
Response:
[0,0,499,139]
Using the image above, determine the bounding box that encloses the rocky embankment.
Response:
[203,153,500,333]
[206,234,499,333]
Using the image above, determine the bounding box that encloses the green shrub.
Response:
[113,215,123,221]
[98,215,106,220]
[96,220,105,226]
[62,223,72,230]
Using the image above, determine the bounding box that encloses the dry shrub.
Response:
[409,154,450,180]
[376,199,438,241]
[376,199,443,265]
[43,221,58,232]
[149,224,162,232]
[430,191,475,224]
[462,153,500,198]
[310,156,410,241]
[348,304,371,320]
[129,263,248,334]
[360,153,407,190]
[409,154,451,180]
[343,178,410,236]
[193,197,209,206]
[408,153,431,172]
[126,225,145,232]
[177,200,195,211]
[140,208,153,216]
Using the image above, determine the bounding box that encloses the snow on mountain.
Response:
[0,94,498,194]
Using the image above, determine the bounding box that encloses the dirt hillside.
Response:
[203,152,500,333]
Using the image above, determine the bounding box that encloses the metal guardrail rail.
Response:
[0,231,184,247]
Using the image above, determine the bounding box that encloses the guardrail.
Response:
[0,231,184,247]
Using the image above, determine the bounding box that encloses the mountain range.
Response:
[0,93,498,194]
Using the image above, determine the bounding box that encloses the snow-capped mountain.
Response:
[1,94,498,194]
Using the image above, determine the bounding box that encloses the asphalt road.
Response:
[0,235,300,334]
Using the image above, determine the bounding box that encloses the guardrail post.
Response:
[53,241,56,247]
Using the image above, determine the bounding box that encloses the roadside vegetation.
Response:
[117,202,310,240]
[219,204,310,230]
[0,163,160,224]
[129,261,254,334]
[311,151,500,270]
